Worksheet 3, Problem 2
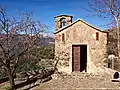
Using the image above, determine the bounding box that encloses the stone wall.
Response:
[55,20,107,74]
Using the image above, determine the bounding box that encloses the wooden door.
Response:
[73,46,80,71]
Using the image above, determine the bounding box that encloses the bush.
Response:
[4,86,12,90]
[31,44,55,59]
[15,57,41,73]
[0,67,7,79]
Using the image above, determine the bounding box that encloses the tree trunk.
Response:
[117,22,120,58]
[7,68,16,90]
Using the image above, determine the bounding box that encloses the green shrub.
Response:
[4,86,12,90]
[31,44,55,59]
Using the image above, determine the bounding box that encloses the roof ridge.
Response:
[54,18,107,34]
[54,15,73,18]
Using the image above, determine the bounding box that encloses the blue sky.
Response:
[0,0,111,34]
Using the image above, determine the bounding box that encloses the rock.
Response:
[51,74,58,79]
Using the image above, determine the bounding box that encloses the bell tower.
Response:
[55,15,73,31]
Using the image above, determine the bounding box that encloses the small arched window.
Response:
[60,18,66,28]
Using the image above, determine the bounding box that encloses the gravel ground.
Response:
[30,71,120,90]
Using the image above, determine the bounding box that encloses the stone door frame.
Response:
[72,44,87,72]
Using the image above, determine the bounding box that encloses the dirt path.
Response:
[30,71,120,90]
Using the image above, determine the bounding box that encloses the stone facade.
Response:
[54,15,108,74]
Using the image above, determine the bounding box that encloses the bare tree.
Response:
[88,0,120,57]
[0,7,46,90]
[107,27,118,55]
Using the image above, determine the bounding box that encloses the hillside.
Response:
[36,35,54,46]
